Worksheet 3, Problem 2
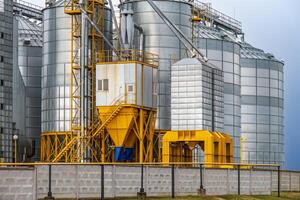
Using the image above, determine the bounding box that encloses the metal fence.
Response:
[0,162,287,200]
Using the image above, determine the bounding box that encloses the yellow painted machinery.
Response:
[162,130,233,165]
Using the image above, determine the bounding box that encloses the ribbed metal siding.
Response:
[195,27,241,161]
[42,6,112,133]
[0,0,13,162]
[171,58,224,131]
[42,6,72,132]
[122,0,192,130]
[16,16,42,161]
[240,43,284,165]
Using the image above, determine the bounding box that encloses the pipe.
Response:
[134,24,144,52]
[80,2,87,162]
[107,0,123,48]
[80,7,120,57]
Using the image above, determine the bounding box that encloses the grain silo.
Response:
[195,24,242,161]
[41,1,112,161]
[240,42,284,165]
[12,15,42,161]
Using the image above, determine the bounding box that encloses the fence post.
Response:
[198,164,206,195]
[238,164,240,195]
[278,166,281,197]
[45,165,54,200]
[171,164,175,198]
[137,164,146,199]
[101,164,104,200]
[289,171,292,192]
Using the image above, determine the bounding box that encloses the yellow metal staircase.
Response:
[52,103,124,162]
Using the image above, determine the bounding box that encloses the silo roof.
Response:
[196,24,240,43]
[240,42,283,63]
[16,15,42,47]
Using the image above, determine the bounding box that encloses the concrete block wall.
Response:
[0,167,35,200]
[271,170,300,192]
[0,165,299,200]
[36,166,273,198]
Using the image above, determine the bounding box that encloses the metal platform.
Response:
[191,0,242,34]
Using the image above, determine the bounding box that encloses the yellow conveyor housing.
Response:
[162,130,233,165]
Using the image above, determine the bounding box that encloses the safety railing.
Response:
[193,0,242,30]
[14,0,44,10]
[0,162,285,199]
[96,49,159,67]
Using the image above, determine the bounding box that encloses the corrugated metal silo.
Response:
[42,4,112,134]
[195,25,241,161]
[240,42,284,165]
[13,15,42,161]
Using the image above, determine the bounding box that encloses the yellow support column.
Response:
[139,109,144,163]
[162,140,170,163]
[101,132,105,162]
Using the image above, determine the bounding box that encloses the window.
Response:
[103,79,108,91]
[0,56,3,62]
[98,80,102,91]
[128,85,134,92]
[0,32,3,38]
[0,103,3,110]
[0,127,3,133]
[98,79,108,91]
[0,80,4,86]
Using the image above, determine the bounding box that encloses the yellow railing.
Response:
[96,49,159,67]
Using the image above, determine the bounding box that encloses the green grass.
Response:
[45,192,300,200]
[116,192,300,200]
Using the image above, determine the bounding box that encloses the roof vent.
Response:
[266,53,274,59]
[23,38,31,45]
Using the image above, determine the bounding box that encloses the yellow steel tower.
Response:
[40,0,105,162]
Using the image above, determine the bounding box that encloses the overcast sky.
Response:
[31,0,300,170]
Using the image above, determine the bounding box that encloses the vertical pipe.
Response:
[237,164,240,195]
[107,0,123,48]
[101,164,104,200]
[278,166,280,197]
[211,70,215,131]
[171,164,175,198]
[80,1,87,162]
